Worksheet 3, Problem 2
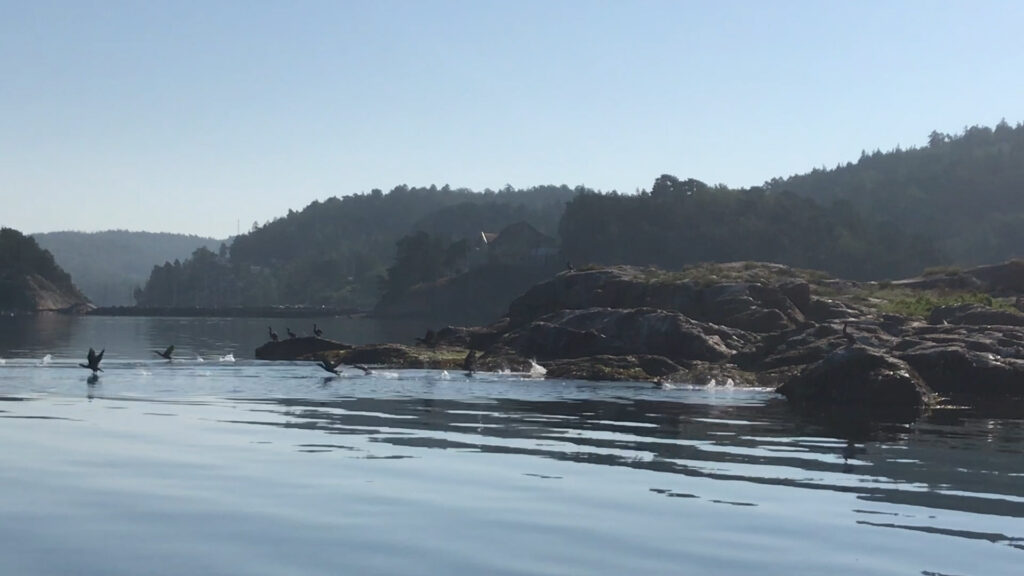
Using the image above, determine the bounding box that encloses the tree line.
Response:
[130,121,1024,312]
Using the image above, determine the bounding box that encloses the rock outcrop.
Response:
[257,260,1024,415]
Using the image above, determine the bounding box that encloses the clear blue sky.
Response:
[2,0,1021,239]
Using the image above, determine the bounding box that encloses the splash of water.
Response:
[196,355,205,363]
[439,370,450,379]
[528,359,547,378]
[0,358,6,365]
[39,354,53,366]
[219,353,235,362]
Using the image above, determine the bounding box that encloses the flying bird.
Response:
[80,348,105,373]
[268,326,279,342]
[154,345,175,360]
[313,323,323,338]
[463,349,478,376]
[315,355,344,375]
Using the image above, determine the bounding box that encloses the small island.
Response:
[255,259,1024,418]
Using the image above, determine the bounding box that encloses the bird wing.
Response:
[95,349,105,363]
[87,348,97,363]
[166,345,175,356]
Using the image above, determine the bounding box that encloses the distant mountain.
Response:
[33,230,224,306]
[0,227,90,312]
[135,184,580,310]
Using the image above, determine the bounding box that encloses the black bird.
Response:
[268,326,279,342]
[286,327,297,339]
[79,348,105,373]
[154,345,175,360]
[566,260,575,272]
[842,322,856,346]
[315,355,344,375]
[353,364,373,375]
[313,323,323,338]
[463,349,478,376]
[414,329,436,347]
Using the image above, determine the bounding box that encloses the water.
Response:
[0,316,1022,575]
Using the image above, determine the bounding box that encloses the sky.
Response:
[2,0,1022,239]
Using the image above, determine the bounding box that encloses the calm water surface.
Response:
[0,316,1021,575]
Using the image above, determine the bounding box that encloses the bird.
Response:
[353,364,373,375]
[286,327,297,339]
[268,326,279,342]
[315,355,345,375]
[313,323,323,338]
[842,322,856,346]
[566,260,575,272]
[154,345,174,360]
[79,348,104,373]
[463,349,478,376]
[414,329,436,347]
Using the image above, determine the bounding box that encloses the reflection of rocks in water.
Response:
[242,393,1024,520]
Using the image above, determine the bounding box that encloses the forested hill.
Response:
[135,184,580,310]
[765,121,1024,265]
[0,228,89,312]
[33,230,223,306]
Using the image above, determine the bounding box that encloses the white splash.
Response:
[0,358,6,365]
[39,354,53,366]
[196,355,205,363]
[219,354,235,362]
[528,359,547,378]
[440,370,450,379]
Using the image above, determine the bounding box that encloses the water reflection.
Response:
[225,392,1024,532]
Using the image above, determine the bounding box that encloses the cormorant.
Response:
[842,322,856,346]
[154,345,174,360]
[313,323,323,338]
[415,329,436,347]
[463,349,478,376]
[286,327,297,339]
[316,355,344,375]
[567,261,575,272]
[79,348,104,373]
[268,326,279,342]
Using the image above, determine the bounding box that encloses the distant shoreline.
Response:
[87,306,366,318]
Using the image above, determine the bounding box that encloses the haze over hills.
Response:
[32,230,224,306]
[123,122,1024,324]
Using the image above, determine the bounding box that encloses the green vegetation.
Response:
[0,227,82,310]
[33,230,222,306]
[129,121,1024,322]
[839,285,1012,318]
[769,120,1024,266]
[135,184,578,311]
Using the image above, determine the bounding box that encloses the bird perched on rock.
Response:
[268,326,279,342]
[313,323,323,338]
[80,348,104,373]
[415,329,436,347]
[286,327,297,339]
[842,322,856,346]
[154,345,174,360]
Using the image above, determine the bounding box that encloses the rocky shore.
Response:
[255,261,1024,415]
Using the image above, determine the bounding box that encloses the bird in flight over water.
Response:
[154,345,175,360]
[316,355,345,375]
[80,348,105,373]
